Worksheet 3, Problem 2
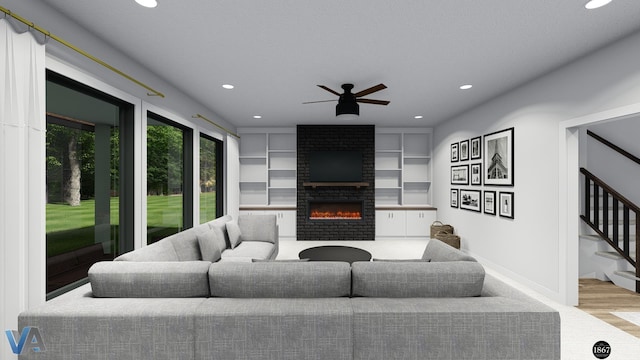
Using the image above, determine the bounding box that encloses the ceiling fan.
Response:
[303,83,390,118]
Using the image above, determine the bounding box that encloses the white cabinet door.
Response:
[375,210,406,237]
[269,210,296,238]
[405,210,436,237]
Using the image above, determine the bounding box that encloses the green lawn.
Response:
[46,192,217,257]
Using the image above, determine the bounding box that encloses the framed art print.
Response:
[451,189,459,208]
[459,139,469,161]
[483,127,514,186]
[451,142,459,162]
[471,163,481,185]
[451,165,469,185]
[483,190,496,215]
[499,191,514,219]
[460,189,481,212]
[470,136,481,160]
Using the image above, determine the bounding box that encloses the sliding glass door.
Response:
[146,113,193,244]
[45,71,134,297]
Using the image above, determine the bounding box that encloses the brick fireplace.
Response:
[297,125,375,241]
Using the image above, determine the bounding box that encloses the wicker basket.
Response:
[430,221,454,238]
[434,231,461,249]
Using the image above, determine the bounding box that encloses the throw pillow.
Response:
[226,221,242,249]
[195,226,222,262]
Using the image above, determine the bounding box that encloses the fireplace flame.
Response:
[310,210,362,220]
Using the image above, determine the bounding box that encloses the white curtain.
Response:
[0,17,46,359]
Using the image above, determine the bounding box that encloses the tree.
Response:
[66,134,81,206]
[147,125,183,195]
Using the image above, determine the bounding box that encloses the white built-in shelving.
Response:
[375,128,432,206]
[238,128,297,239]
[238,128,297,207]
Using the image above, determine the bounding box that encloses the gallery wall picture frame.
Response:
[498,191,515,219]
[484,127,514,186]
[483,190,496,215]
[460,189,481,212]
[471,136,481,160]
[459,139,469,161]
[451,165,469,185]
[451,189,459,208]
[451,142,459,162]
[470,163,482,185]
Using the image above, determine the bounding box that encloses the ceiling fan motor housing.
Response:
[336,83,359,116]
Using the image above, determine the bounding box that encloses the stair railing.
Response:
[580,167,639,292]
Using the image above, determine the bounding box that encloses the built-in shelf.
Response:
[303,182,370,189]
[238,128,296,206]
[375,128,433,206]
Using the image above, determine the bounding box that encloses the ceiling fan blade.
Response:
[356,98,390,106]
[302,99,339,104]
[354,83,387,98]
[317,85,341,96]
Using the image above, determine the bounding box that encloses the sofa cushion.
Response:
[238,214,277,243]
[209,261,351,298]
[220,241,276,260]
[195,298,353,360]
[422,238,477,262]
[89,261,211,298]
[351,261,485,298]
[19,296,205,360]
[226,221,242,249]
[351,297,560,360]
[195,225,222,262]
[372,258,431,262]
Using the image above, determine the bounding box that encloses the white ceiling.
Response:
[38,0,640,128]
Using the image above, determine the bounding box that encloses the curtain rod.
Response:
[1,6,165,98]
[193,114,240,139]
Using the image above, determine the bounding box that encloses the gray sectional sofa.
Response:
[18,216,560,360]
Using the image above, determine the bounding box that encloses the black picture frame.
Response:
[483,190,496,215]
[460,189,481,212]
[459,139,469,161]
[451,189,459,208]
[483,127,514,186]
[471,136,481,160]
[471,163,482,185]
[451,142,459,162]
[451,165,469,185]
[498,191,515,219]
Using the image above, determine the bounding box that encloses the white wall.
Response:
[434,29,640,303]
[586,116,640,204]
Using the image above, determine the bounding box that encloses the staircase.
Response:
[579,130,640,293]
[579,210,638,292]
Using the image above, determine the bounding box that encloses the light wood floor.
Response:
[577,278,640,338]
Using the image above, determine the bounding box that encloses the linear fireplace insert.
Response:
[308,201,363,220]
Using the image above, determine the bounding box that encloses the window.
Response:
[146,113,193,244]
[45,71,134,298]
[200,134,223,223]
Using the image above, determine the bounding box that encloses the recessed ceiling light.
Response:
[585,0,612,9]
[135,0,157,8]
[459,84,473,90]
[222,84,234,90]
[414,115,423,119]
[253,115,262,119]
